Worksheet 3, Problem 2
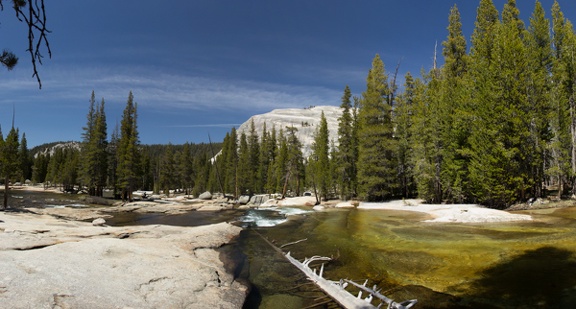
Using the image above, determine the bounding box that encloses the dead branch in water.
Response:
[280,238,308,248]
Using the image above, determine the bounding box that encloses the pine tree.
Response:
[525,0,553,198]
[357,54,398,201]
[80,92,108,196]
[2,127,19,208]
[0,128,6,209]
[80,91,97,193]
[159,143,177,196]
[548,1,574,197]
[502,0,524,35]
[468,1,532,207]
[237,132,251,196]
[61,148,80,192]
[256,122,271,193]
[440,4,471,203]
[351,96,360,196]
[309,111,330,202]
[553,1,576,194]
[32,153,49,184]
[471,0,499,63]
[179,143,195,195]
[193,151,210,196]
[94,99,108,196]
[265,125,278,193]
[285,126,304,197]
[223,128,238,196]
[248,119,260,194]
[107,123,120,197]
[336,85,355,200]
[18,132,31,182]
[116,91,141,201]
[274,128,288,194]
[140,150,153,192]
[394,73,416,198]
[410,70,443,203]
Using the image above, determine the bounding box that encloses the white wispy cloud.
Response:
[0,65,342,113]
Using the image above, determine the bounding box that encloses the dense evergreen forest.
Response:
[1,91,222,201]
[3,0,576,209]
[213,0,576,208]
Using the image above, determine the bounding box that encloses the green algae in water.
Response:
[241,208,576,308]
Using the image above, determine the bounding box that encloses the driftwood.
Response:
[280,238,308,248]
[254,231,417,309]
[284,252,417,309]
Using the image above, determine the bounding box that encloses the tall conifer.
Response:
[357,54,398,201]
[1,127,19,209]
[549,1,574,196]
[336,85,355,200]
[116,91,141,201]
[411,70,443,203]
[19,132,31,182]
[440,4,471,202]
[237,132,251,196]
[526,1,553,198]
[310,112,330,202]
[394,73,416,198]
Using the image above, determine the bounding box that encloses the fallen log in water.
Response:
[254,231,417,309]
[284,252,417,309]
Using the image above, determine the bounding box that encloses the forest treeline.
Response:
[4,91,221,201]
[214,0,576,209]
[356,0,576,208]
[26,91,223,200]
[4,0,576,209]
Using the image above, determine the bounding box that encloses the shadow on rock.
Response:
[460,246,576,308]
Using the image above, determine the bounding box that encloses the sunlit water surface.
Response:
[10,190,576,309]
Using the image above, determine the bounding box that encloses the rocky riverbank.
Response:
[0,210,248,308]
[358,199,533,222]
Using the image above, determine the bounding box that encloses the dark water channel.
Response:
[11,190,576,309]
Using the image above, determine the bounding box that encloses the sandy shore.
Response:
[358,199,532,223]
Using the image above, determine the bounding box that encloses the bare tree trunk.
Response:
[570,96,576,194]
[281,171,290,199]
[4,176,9,209]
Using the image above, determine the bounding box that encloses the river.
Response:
[10,190,576,309]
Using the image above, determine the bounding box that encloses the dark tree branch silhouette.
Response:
[1,0,51,88]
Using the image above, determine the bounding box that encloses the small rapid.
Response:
[236,207,312,228]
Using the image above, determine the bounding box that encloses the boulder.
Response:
[238,195,251,205]
[248,194,269,206]
[335,201,355,208]
[197,205,223,211]
[260,199,279,207]
[199,191,212,200]
[91,218,106,226]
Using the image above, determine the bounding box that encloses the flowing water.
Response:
[10,190,576,308]
[240,208,576,308]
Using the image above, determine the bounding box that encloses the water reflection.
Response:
[106,210,246,227]
[6,189,89,209]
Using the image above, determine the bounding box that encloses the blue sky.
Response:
[1,0,576,147]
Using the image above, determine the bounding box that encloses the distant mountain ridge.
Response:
[31,141,80,158]
[236,105,342,157]
[32,106,344,159]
